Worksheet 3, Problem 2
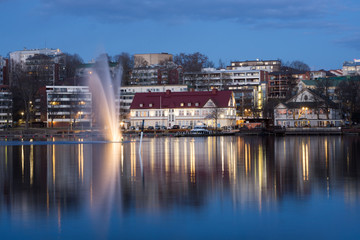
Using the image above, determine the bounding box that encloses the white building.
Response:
[45,86,92,127]
[183,68,267,117]
[119,85,188,120]
[274,88,342,127]
[0,86,12,127]
[129,89,236,129]
[9,48,62,65]
[343,59,360,76]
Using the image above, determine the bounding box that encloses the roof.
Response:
[130,90,233,110]
[301,76,360,87]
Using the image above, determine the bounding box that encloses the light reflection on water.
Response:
[0,135,360,239]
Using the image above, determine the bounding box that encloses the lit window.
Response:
[149,103,153,107]
[180,103,184,106]
[140,103,143,107]
[188,103,191,106]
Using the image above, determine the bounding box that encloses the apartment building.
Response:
[42,86,92,127]
[134,53,173,67]
[0,85,12,127]
[0,57,8,85]
[227,59,281,72]
[343,59,360,76]
[183,68,268,117]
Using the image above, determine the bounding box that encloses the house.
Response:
[129,89,236,129]
[274,88,342,127]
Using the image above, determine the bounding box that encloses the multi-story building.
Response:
[343,59,360,76]
[134,53,173,67]
[119,85,188,120]
[9,48,65,86]
[183,68,268,117]
[36,86,92,127]
[227,59,281,72]
[268,70,310,99]
[130,61,183,86]
[0,56,9,85]
[0,85,12,127]
[75,62,121,84]
[129,89,236,129]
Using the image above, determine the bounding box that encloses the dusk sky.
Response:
[0,0,359,70]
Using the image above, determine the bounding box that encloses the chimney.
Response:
[212,88,218,94]
[166,89,171,95]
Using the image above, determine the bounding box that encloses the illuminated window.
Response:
[180,103,184,106]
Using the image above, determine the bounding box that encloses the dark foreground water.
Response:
[1,135,360,239]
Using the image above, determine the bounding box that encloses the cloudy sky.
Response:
[0,0,359,69]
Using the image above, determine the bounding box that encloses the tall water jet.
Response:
[87,54,122,141]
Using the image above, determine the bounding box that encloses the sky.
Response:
[0,0,359,70]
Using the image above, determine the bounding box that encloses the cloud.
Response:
[335,35,360,51]
[39,0,343,27]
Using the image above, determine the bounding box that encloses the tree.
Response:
[63,53,83,85]
[11,63,49,128]
[314,78,333,119]
[114,52,134,86]
[174,52,212,72]
[286,60,310,72]
[336,80,360,123]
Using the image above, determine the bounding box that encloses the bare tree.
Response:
[174,52,212,72]
[114,52,134,86]
[11,63,48,128]
[336,80,360,123]
[285,60,310,72]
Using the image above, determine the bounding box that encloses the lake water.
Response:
[1,135,360,239]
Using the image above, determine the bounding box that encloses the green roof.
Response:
[302,76,360,87]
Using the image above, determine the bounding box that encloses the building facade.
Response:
[0,56,9,85]
[0,86,12,127]
[119,85,188,120]
[134,53,173,67]
[130,62,183,86]
[129,89,236,129]
[227,59,281,72]
[44,86,92,127]
[183,68,268,117]
[9,48,65,86]
[343,59,360,76]
[274,88,342,127]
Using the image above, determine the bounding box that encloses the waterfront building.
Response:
[129,89,236,129]
[274,88,342,127]
[119,85,188,120]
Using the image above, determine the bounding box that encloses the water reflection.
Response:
[0,136,360,236]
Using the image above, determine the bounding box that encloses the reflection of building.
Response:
[274,88,342,127]
[129,89,236,128]
[38,86,92,127]
[0,85,12,127]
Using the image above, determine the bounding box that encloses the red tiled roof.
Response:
[130,89,233,110]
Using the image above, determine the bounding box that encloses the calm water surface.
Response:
[0,135,360,239]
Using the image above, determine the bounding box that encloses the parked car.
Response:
[172,125,180,129]
[129,126,136,130]
[147,126,154,130]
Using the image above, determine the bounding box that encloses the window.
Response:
[180,103,184,107]
[195,102,199,106]
[140,103,143,107]
[304,95,308,101]
[149,103,153,107]
[188,103,191,106]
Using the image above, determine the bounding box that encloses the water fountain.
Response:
[87,54,122,142]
